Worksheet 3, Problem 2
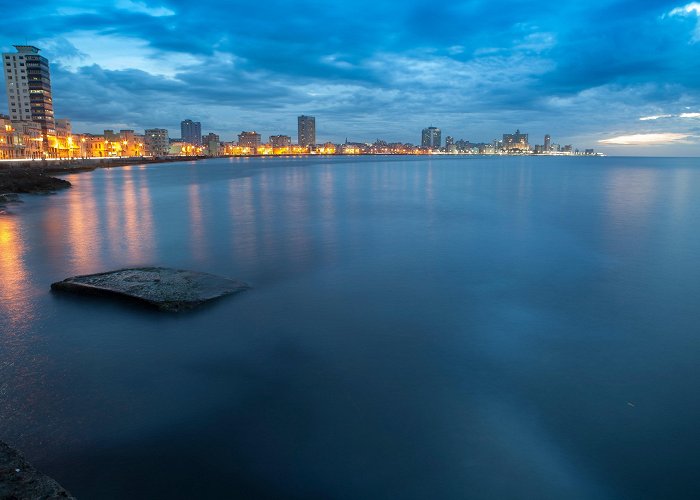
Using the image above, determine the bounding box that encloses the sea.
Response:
[1,155,700,499]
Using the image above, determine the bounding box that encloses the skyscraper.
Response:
[298,115,316,148]
[421,126,441,149]
[544,134,551,152]
[181,119,202,145]
[3,45,55,150]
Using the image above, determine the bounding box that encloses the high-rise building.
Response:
[181,119,202,145]
[502,129,529,151]
[544,134,551,151]
[298,115,316,147]
[145,128,169,156]
[3,45,55,152]
[238,131,261,148]
[421,126,441,149]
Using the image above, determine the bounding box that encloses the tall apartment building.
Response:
[145,128,169,156]
[181,119,202,145]
[421,126,441,149]
[544,134,551,151]
[298,115,316,147]
[2,45,55,150]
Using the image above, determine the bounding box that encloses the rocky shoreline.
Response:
[0,167,72,198]
[0,156,210,207]
[0,441,75,499]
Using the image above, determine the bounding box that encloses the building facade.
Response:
[3,45,55,154]
[203,132,220,156]
[270,135,291,148]
[421,127,441,149]
[544,134,551,152]
[238,131,261,148]
[298,115,316,147]
[145,128,169,156]
[181,119,202,145]
[502,130,529,151]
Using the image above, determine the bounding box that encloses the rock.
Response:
[0,168,71,194]
[51,267,250,312]
[0,440,75,499]
[0,193,21,203]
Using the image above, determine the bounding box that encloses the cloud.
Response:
[667,2,700,41]
[669,2,700,16]
[598,133,691,145]
[639,114,673,121]
[115,0,175,17]
[0,0,698,153]
[680,112,700,118]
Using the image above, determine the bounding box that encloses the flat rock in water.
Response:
[51,267,250,311]
[0,440,75,499]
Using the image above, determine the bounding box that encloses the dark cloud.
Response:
[1,0,699,153]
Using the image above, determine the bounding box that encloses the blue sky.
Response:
[2,0,700,154]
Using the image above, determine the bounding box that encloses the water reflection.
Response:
[65,171,103,271]
[188,183,207,262]
[0,215,32,328]
[121,167,154,263]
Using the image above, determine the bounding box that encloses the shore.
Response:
[0,156,210,200]
[0,440,75,499]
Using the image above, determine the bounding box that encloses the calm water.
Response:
[1,155,700,499]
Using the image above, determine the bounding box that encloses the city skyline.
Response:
[1,1,700,155]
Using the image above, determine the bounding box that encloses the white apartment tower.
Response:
[2,45,55,144]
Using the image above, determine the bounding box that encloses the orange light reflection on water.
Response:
[0,216,33,328]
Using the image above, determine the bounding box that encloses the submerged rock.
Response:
[51,267,250,312]
[0,440,75,499]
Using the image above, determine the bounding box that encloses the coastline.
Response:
[0,156,210,202]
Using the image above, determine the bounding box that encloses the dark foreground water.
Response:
[1,155,700,499]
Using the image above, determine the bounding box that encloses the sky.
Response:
[2,0,700,155]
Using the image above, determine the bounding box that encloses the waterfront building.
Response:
[203,132,220,156]
[298,115,316,148]
[54,119,80,158]
[12,120,43,158]
[181,119,202,145]
[3,45,55,155]
[0,116,17,159]
[270,135,292,148]
[145,128,169,156]
[421,127,441,150]
[502,129,529,151]
[238,131,261,149]
[445,135,456,153]
[544,134,551,152]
